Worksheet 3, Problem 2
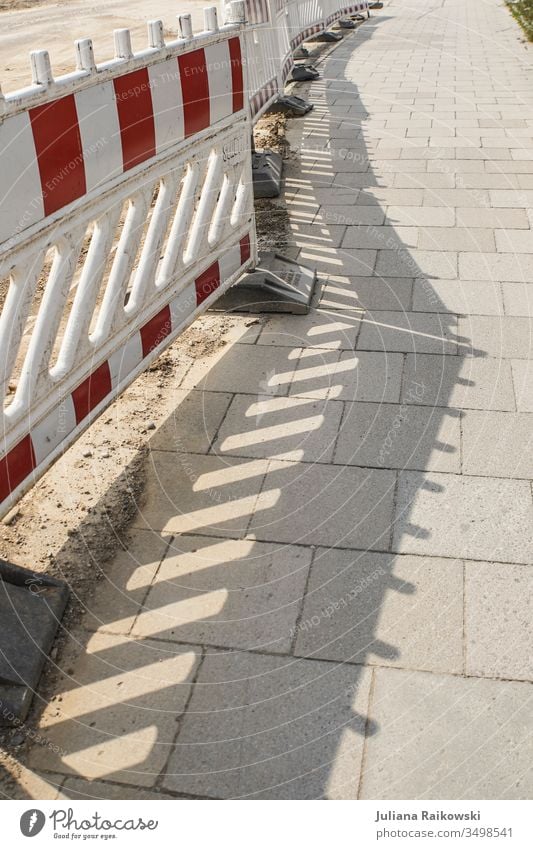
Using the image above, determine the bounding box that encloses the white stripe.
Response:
[0,112,44,246]
[205,42,233,126]
[31,395,77,465]
[218,244,241,285]
[148,58,185,154]
[108,333,144,388]
[170,281,196,328]
[75,82,123,193]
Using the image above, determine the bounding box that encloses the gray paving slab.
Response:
[289,348,404,403]
[212,393,344,463]
[132,535,312,653]
[401,353,516,411]
[163,650,373,799]
[465,561,532,681]
[462,410,533,478]
[393,471,533,564]
[356,311,458,355]
[359,668,533,799]
[248,459,396,550]
[334,401,461,473]
[294,549,463,673]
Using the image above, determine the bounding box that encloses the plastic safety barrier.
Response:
[0,6,256,519]
[0,0,369,519]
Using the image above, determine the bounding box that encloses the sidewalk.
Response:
[18,0,533,799]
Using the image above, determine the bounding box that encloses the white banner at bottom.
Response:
[3,799,531,848]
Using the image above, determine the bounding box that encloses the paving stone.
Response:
[248,459,396,550]
[181,344,295,397]
[29,633,201,786]
[163,650,373,799]
[376,249,458,279]
[422,188,491,207]
[294,550,463,673]
[341,224,419,251]
[334,401,461,472]
[456,207,529,228]
[148,390,233,454]
[213,393,343,463]
[298,245,377,276]
[502,282,533,316]
[511,359,533,412]
[496,228,533,254]
[465,559,532,683]
[319,275,413,312]
[132,535,312,653]
[418,227,496,252]
[458,316,533,359]
[255,310,362,350]
[289,348,403,403]
[133,452,270,538]
[356,311,458,354]
[412,279,504,315]
[403,353,516,411]
[316,206,386,226]
[84,530,170,635]
[359,668,533,799]
[462,410,533,478]
[393,471,533,564]
[385,206,455,227]
[459,251,533,282]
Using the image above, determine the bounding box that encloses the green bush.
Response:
[508,0,533,40]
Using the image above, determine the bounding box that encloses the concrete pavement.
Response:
[22,0,533,800]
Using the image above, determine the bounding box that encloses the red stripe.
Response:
[114,69,156,171]
[72,362,112,424]
[178,49,210,138]
[139,305,172,358]
[228,38,244,114]
[195,261,220,306]
[30,94,86,217]
[0,435,36,504]
[240,234,251,265]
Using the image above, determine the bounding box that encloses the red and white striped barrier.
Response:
[0,6,256,518]
[0,0,371,518]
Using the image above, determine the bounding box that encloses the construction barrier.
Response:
[0,6,256,518]
[0,0,369,519]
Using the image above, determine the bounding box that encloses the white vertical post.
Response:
[178,14,193,39]
[148,20,165,49]
[75,38,96,73]
[30,50,54,86]
[114,28,133,60]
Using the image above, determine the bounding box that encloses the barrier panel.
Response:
[240,0,282,120]
[0,7,256,519]
[0,0,370,519]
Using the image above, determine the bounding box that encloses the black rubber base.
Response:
[252,151,283,199]
[338,18,357,28]
[276,95,314,116]
[316,30,343,42]
[0,560,69,725]
[290,64,320,82]
[211,253,317,315]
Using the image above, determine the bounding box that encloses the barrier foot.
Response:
[338,18,357,28]
[293,46,309,59]
[290,64,320,82]
[316,30,343,42]
[210,252,317,315]
[252,151,283,199]
[276,94,314,116]
[0,560,69,726]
